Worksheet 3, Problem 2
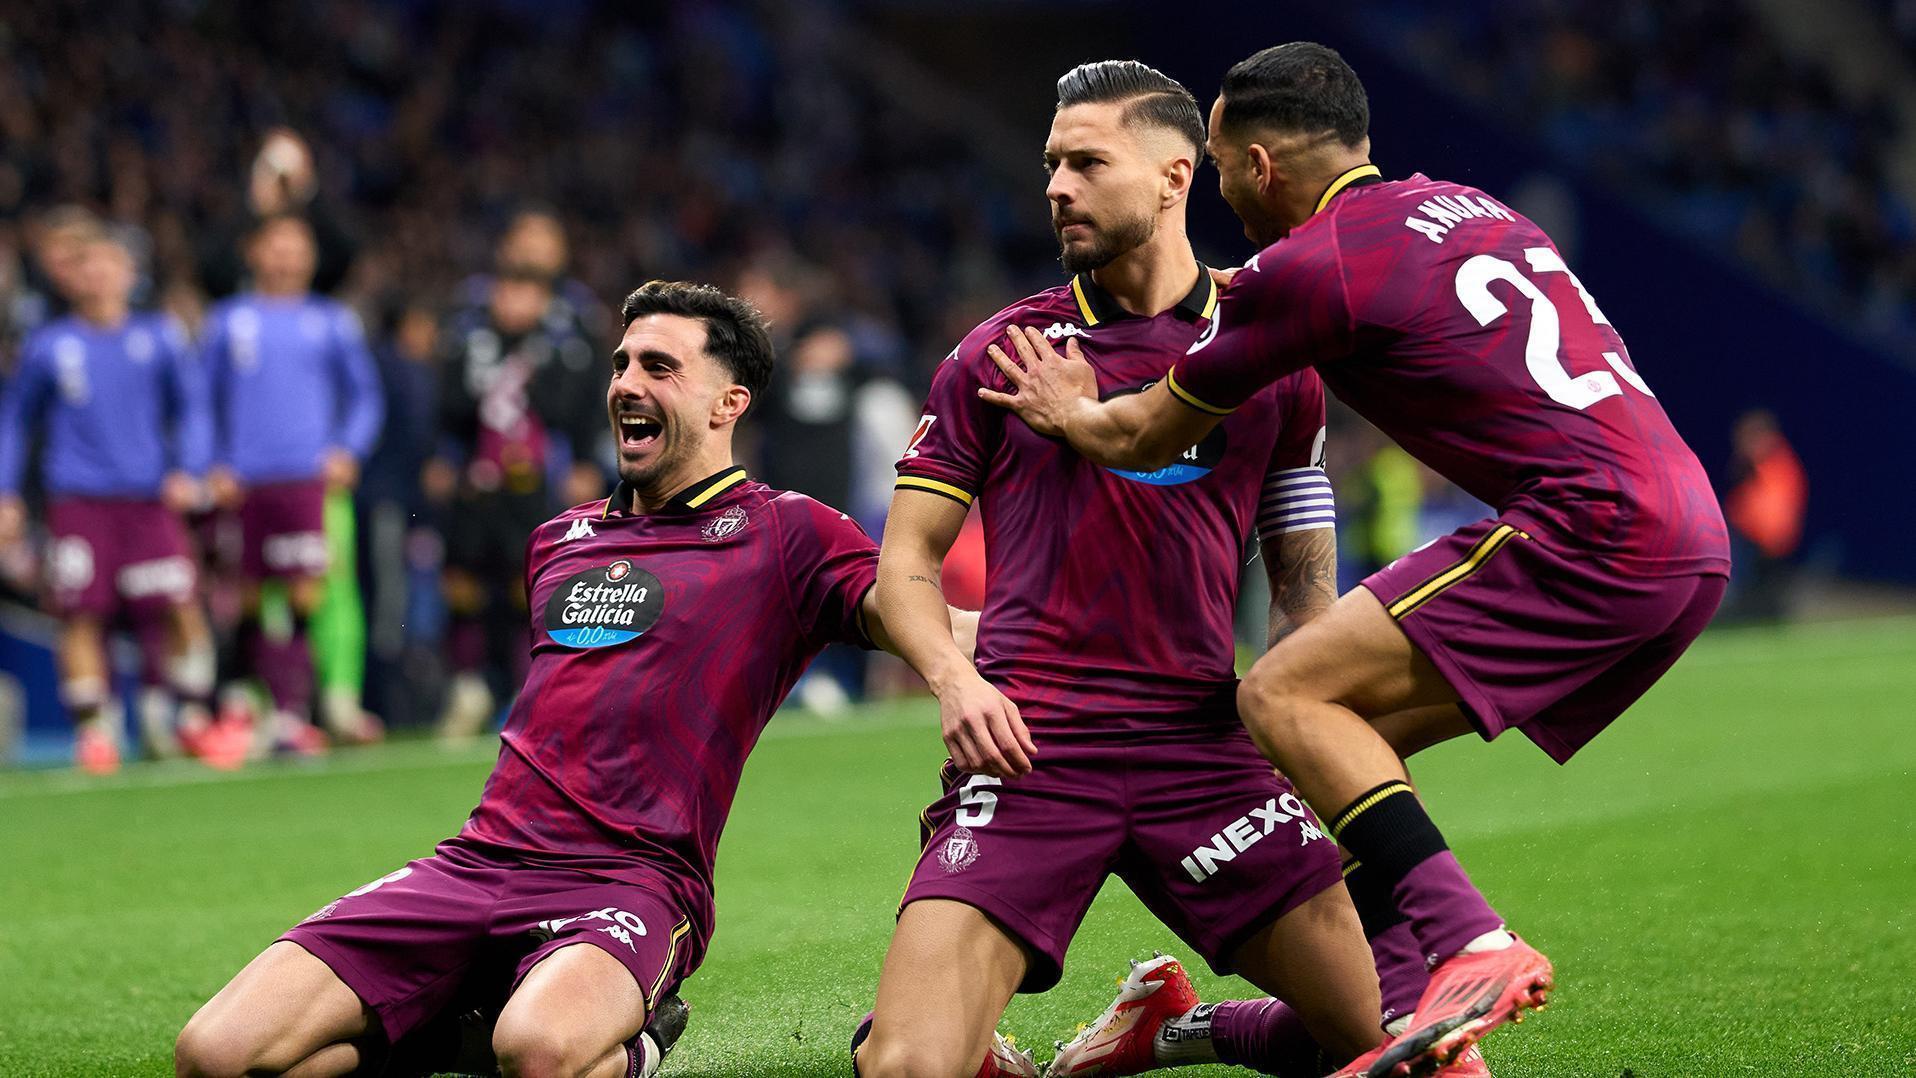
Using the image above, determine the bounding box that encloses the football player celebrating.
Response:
[855,61,1387,1078]
[983,43,1728,1078]
[176,282,976,1078]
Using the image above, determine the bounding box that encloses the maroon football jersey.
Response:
[1170,172,1729,576]
[459,467,877,941]
[897,265,1330,727]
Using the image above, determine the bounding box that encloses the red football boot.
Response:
[1366,934,1550,1077]
[1331,1040,1491,1078]
[1048,954,1201,1076]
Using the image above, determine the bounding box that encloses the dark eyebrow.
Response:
[612,347,682,367]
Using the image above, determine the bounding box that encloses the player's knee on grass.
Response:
[491,1020,625,1078]
[856,1032,987,1078]
[493,943,647,1078]
[173,1010,303,1078]
[175,942,371,1078]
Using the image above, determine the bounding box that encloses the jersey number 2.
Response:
[1455,247,1653,411]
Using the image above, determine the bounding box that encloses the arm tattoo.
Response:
[1266,528,1337,649]
[907,573,939,587]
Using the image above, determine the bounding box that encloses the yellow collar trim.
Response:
[1314,164,1383,215]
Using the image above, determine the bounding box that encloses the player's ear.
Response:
[1247,144,1276,195]
[1162,153,1194,208]
[712,384,752,428]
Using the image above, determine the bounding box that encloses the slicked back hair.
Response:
[619,280,774,402]
[1055,60,1205,156]
[1218,42,1369,148]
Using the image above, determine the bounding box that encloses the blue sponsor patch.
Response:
[1108,462,1213,485]
[1103,383,1227,486]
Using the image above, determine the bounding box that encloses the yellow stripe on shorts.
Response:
[1387,524,1526,620]
[649,918,691,1007]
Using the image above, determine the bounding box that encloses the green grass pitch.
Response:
[2,617,1913,1076]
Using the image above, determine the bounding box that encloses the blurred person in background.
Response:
[10,206,100,341]
[1724,409,1808,622]
[0,230,217,773]
[431,265,604,740]
[757,319,916,710]
[202,214,383,754]
[458,208,610,343]
[199,129,358,300]
[358,301,447,731]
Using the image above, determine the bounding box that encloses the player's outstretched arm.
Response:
[876,489,1035,778]
[977,325,1219,470]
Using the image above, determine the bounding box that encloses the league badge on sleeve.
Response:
[544,560,665,648]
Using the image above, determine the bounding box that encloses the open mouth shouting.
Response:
[616,410,665,456]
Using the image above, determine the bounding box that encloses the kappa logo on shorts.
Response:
[701,505,749,542]
[1179,792,1327,883]
[937,825,981,874]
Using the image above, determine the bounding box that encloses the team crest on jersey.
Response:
[1104,382,1228,486]
[544,561,664,648]
[701,505,750,542]
[937,826,981,874]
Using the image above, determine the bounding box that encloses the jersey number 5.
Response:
[1455,247,1654,411]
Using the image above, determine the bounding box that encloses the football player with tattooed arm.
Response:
[176,281,977,1078]
[854,61,1395,1078]
[984,43,1729,1078]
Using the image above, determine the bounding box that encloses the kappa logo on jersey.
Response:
[902,414,937,459]
[1104,383,1228,486]
[937,825,981,874]
[535,906,649,948]
[1179,792,1327,883]
[701,504,749,542]
[560,518,596,543]
[1040,322,1090,341]
[544,561,664,648]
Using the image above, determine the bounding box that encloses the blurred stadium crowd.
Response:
[1360,0,1916,338]
[0,0,1847,764]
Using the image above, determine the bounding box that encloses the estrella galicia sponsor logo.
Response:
[543,560,663,648]
[1104,382,1227,486]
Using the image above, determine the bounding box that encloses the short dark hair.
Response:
[1056,60,1205,156]
[619,280,774,400]
[1219,43,1369,148]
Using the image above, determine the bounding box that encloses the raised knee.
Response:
[1237,669,1304,725]
[173,1016,249,1078]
